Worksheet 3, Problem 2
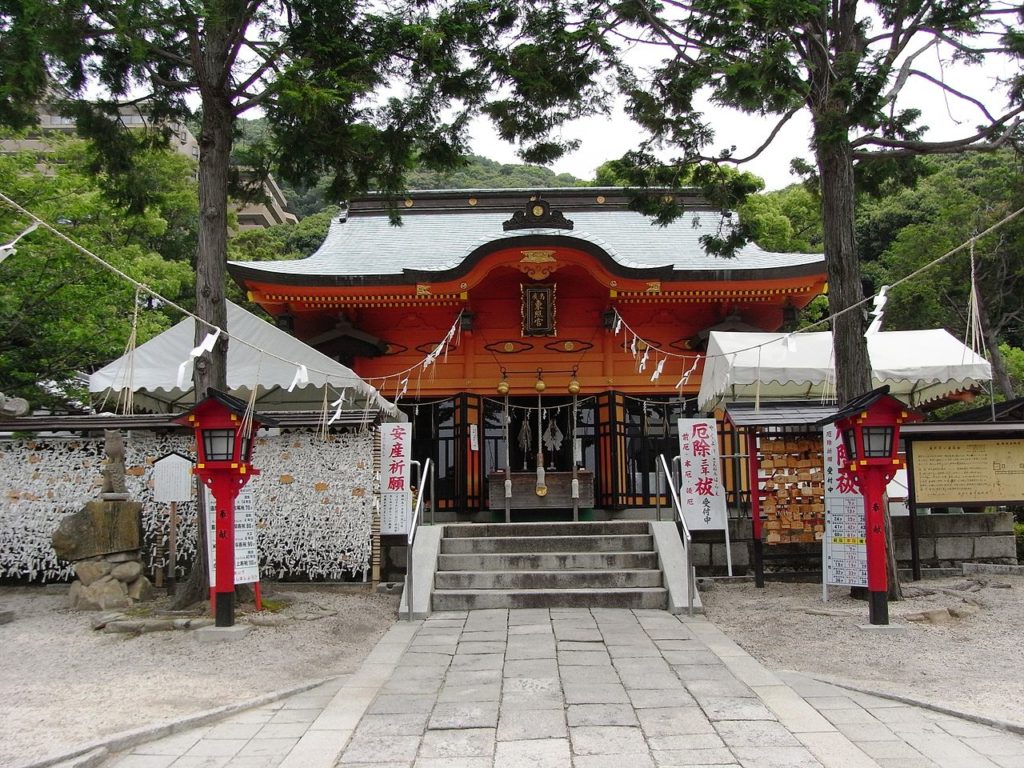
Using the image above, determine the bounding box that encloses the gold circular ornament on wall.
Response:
[468,197,478,206]
[532,204,545,217]
[404,198,414,208]
[504,342,515,352]
[596,195,606,203]
[535,485,548,497]
[563,341,575,351]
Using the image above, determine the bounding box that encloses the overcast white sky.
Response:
[470,50,1019,191]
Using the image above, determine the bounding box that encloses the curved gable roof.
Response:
[228,188,824,287]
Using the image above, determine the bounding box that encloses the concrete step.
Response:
[445,521,651,538]
[434,569,663,590]
[439,534,653,555]
[431,587,669,611]
[437,551,660,572]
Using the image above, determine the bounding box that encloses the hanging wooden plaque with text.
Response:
[521,284,556,336]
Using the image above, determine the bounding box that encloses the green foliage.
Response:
[0,136,196,409]
[999,344,1024,394]
[405,154,584,190]
[228,207,338,264]
[860,151,1024,346]
[739,185,823,253]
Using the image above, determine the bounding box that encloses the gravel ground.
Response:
[1,573,1020,767]
[0,584,399,768]
[700,573,1024,726]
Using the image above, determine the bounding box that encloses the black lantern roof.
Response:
[175,388,280,427]
[814,386,895,427]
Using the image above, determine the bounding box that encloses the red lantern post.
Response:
[826,387,921,625]
[175,390,272,627]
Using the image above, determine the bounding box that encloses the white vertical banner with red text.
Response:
[380,423,413,535]
[677,419,729,530]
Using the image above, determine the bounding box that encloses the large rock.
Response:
[69,576,130,611]
[111,561,143,583]
[73,560,111,587]
[51,500,142,562]
[126,575,154,601]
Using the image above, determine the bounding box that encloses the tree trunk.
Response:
[815,136,872,405]
[173,26,236,609]
[193,94,232,399]
[808,1,888,597]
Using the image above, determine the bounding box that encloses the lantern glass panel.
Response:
[841,427,858,460]
[863,426,894,458]
[202,429,236,461]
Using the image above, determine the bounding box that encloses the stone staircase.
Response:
[431,521,671,611]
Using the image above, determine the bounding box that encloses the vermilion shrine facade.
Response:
[228,188,827,516]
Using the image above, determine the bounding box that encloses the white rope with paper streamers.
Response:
[650,357,666,383]
[287,364,309,392]
[865,285,889,335]
[176,327,222,389]
[367,312,463,395]
[0,221,39,265]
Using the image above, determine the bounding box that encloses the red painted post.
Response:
[211,475,237,627]
[859,470,889,624]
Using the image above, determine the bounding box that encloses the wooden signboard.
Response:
[913,439,1024,506]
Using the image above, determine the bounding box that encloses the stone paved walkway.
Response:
[103,608,1024,768]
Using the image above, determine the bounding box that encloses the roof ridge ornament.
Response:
[503,196,574,231]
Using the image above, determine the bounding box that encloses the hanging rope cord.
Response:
[0,189,390,407]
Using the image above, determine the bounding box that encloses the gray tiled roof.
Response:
[230,207,824,281]
[725,401,841,427]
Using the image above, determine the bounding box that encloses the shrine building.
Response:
[228,188,827,518]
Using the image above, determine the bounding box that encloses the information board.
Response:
[152,452,193,503]
[205,486,260,586]
[912,439,1024,505]
[822,424,867,587]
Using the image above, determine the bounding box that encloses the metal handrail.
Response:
[406,458,433,622]
[657,453,696,615]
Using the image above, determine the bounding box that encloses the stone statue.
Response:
[100,429,128,500]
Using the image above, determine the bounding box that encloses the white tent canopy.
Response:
[90,301,398,417]
[698,330,992,412]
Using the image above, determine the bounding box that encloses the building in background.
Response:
[0,104,296,231]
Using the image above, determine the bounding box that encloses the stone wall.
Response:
[891,511,1017,567]
[690,511,1017,576]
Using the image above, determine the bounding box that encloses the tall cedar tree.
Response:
[0,0,613,603]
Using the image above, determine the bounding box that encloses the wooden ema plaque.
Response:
[759,437,826,544]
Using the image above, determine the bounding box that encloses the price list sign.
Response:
[822,424,868,587]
